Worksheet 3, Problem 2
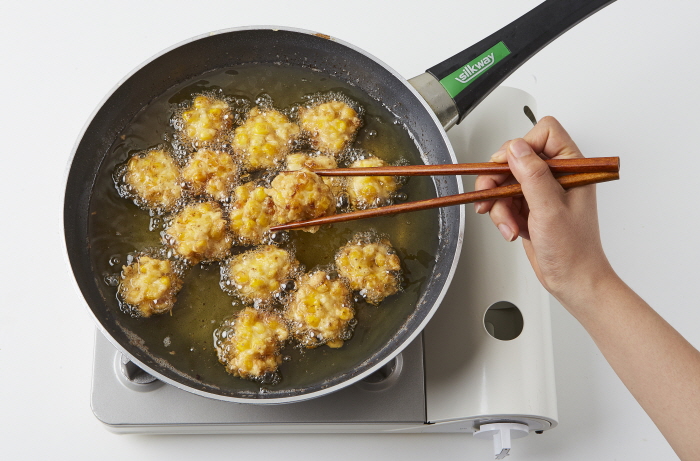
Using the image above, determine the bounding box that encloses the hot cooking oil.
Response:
[87,63,440,394]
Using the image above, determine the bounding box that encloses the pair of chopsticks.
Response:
[268,157,620,232]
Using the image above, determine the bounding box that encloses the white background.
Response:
[1,0,697,459]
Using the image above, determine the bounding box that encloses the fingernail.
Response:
[474,202,483,213]
[490,148,506,162]
[498,223,515,242]
[509,139,532,158]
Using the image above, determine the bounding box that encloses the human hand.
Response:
[474,116,614,309]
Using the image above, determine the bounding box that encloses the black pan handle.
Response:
[426,0,617,125]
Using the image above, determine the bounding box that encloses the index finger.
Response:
[474,140,513,214]
[523,116,584,160]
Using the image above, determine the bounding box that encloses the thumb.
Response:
[507,138,565,211]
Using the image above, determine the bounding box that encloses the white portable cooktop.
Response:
[91,87,557,459]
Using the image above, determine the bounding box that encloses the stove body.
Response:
[91,88,557,446]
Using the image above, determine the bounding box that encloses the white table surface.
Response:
[2,0,697,459]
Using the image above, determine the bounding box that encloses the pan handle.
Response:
[409,0,617,130]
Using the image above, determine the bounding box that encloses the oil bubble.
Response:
[282,280,296,292]
[103,273,120,287]
[149,217,164,231]
[336,193,349,209]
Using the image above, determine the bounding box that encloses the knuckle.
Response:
[474,175,497,191]
[539,115,559,127]
[523,161,551,183]
[474,175,489,191]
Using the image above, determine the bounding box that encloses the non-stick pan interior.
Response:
[65,28,461,401]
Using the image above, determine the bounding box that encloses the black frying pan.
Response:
[64,0,615,403]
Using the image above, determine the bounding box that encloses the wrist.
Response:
[552,262,623,321]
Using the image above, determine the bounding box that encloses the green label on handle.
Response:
[439,41,511,98]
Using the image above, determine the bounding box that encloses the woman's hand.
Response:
[475,116,700,460]
[474,116,613,310]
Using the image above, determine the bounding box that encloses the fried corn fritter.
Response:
[118,256,184,317]
[179,95,233,145]
[164,201,232,263]
[298,100,361,155]
[346,156,400,209]
[181,148,238,201]
[285,151,337,171]
[268,170,336,233]
[124,149,182,211]
[224,246,300,305]
[231,107,300,170]
[228,182,277,245]
[216,307,289,380]
[285,152,343,196]
[335,237,402,305]
[284,270,354,349]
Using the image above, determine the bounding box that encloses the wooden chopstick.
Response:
[268,171,619,232]
[311,157,619,176]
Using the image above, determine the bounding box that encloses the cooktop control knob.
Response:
[474,422,530,459]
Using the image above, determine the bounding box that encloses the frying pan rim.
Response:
[63,25,465,404]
